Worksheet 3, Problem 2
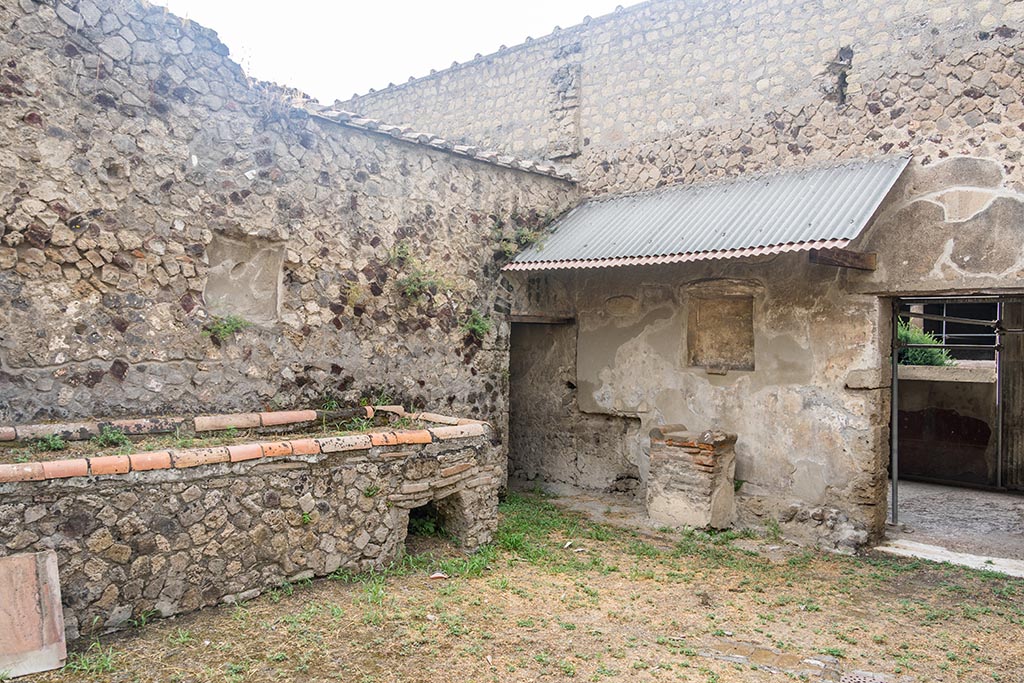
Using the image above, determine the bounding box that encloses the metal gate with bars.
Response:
[890,296,1024,524]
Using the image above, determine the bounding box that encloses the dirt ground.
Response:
[32,493,1024,683]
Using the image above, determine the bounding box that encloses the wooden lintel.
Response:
[509,314,575,325]
[808,248,877,271]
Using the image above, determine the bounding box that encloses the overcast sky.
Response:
[152,0,631,104]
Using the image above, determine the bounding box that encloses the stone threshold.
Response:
[874,538,1024,578]
[0,408,488,484]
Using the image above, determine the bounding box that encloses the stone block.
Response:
[0,551,66,677]
[646,429,737,529]
[0,427,17,441]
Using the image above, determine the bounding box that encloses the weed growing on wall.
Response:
[91,426,130,448]
[32,434,67,452]
[203,315,251,343]
[396,268,445,302]
[897,320,954,366]
[461,310,492,341]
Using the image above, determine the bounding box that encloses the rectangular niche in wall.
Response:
[203,234,285,323]
[687,295,755,372]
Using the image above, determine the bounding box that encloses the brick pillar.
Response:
[645,426,737,529]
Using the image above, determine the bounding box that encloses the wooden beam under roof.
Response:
[808,247,877,271]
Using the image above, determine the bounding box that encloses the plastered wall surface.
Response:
[0,0,577,426]
[510,256,890,549]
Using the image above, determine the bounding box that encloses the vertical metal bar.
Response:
[996,301,1004,490]
[891,300,900,525]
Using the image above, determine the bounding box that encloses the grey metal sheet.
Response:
[507,156,910,271]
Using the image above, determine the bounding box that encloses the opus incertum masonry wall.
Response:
[0,408,499,642]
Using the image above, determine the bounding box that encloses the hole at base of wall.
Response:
[405,501,458,559]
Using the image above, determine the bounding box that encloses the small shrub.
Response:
[32,434,67,452]
[388,241,412,266]
[461,309,492,341]
[91,426,130,448]
[203,315,251,342]
[396,269,443,301]
[897,320,953,366]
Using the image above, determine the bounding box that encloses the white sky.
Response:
[152,0,631,104]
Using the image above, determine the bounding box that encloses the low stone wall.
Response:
[0,418,499,642]
[646,427,736,530]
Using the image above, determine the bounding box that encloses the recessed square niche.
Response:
[687,295,755,372]
[203,234,285,323]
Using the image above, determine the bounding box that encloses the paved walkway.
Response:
[886,480,1024,560]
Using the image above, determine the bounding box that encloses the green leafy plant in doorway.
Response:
[896,320,953,366]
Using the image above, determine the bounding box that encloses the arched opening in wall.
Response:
[404,501,459,559]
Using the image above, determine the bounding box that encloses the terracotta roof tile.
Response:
[308,107,578,182]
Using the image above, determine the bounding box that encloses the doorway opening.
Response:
[887,296,1024,561]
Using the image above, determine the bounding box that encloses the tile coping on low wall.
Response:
[0,410,490,484]
[0,405,472,443]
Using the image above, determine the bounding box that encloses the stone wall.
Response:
[508,322,641,492]
[0,0,578,427]
[0,422,499,641]
[344,0,1024,196]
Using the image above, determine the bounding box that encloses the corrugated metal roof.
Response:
[505,156,910,271]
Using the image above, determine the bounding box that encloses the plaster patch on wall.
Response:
[687,296,755,372]
[204,234,285,324]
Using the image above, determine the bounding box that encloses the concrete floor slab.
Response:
[874,538,1024,578]
[886,479,1024,561]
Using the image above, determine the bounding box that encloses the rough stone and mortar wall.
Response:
[345,0,1024,196]
[0,430,499,641]
[508,322,641,491]
[0,0,577,426]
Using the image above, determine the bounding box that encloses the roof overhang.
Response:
[505,156,910,272]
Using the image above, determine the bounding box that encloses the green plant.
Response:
[203,315,251,343]
[388,241,412,266]
[460,309,492,341]
[64,641,115,673]
[396,268,443,302]
[301,512,313,525]
[91,426,130,448]
[32,434,67,452]
[341,416,373,432]
[897,320,953,366]
[130,608,158,628]
[168,628,193,645]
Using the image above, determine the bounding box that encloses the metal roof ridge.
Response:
[307,106,579,183]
